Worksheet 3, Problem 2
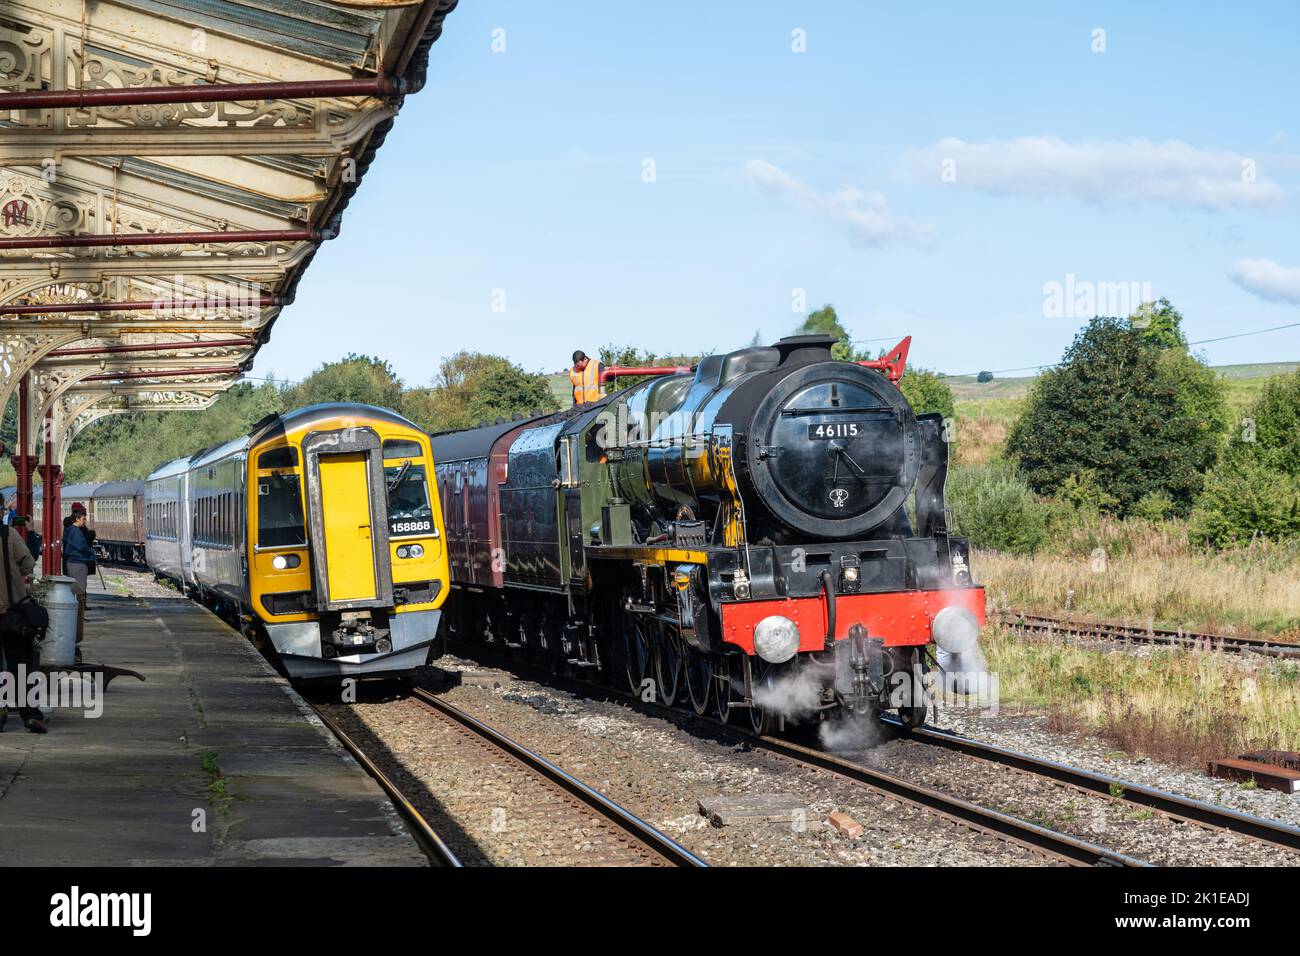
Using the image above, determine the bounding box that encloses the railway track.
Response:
[406,688,706,867]
[879,715,1300,854]
[995,609,1300,658]
[309,703,463,867]
[444,642,1147,867]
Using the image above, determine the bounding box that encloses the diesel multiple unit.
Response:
[144,403,450,680]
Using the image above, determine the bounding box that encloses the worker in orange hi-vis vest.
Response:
[569,350,603,405]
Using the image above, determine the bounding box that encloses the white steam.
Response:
[752,669,823,721]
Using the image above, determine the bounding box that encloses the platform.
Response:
[0,577,426,866]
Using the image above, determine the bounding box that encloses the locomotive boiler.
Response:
[431,335,984,731]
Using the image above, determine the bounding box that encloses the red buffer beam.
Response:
[0,76,400,111]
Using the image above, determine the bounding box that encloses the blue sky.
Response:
[252,1,1300,385]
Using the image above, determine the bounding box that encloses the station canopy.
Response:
[0,0,457,477]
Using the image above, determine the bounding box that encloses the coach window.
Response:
[257,448,305,548]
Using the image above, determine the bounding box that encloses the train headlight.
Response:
[271,554,300,570]
[407,544,424,559]
[397,546,409,559]
[932,605,980,655]
[754,615,801,664]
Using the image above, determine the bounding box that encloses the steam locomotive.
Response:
[430,335,984,731]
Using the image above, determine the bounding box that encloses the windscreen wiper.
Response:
[387,460,412,496]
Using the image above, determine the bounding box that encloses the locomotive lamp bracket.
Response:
[839,554,862,593]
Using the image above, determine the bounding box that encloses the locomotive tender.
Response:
[431,334,985,731]
[145,403,451,681]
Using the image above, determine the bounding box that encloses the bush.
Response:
[899,366,956,422]
[1191,372,1300,547]
[1191,459,1300,548]
[946,460,1051,555]
[1132,491,1175,521]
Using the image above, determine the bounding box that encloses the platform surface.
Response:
[0,575,425,866]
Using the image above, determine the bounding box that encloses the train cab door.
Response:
[301,427,393,611]
[558,435,586,586]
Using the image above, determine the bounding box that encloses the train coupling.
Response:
[321,612,392,659]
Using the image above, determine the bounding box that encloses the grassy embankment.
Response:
[949,363,1300,768]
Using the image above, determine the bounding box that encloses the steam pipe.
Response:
[0,76,400,111]
[0,229,317,251]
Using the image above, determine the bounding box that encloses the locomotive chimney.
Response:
[773,334,836,367]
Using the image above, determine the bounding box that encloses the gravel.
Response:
[932,702,1300,830]
[367,657,1067,866]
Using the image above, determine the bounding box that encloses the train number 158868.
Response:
[390,519,433,535]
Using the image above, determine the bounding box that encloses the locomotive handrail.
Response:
[820,570,836,647]
[599,365,694,383]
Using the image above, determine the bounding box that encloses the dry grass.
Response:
[980,625,1300,770]
[953,398,1020,466]
[975,518,1300,638]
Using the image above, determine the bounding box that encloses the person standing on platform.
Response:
[13,516,40,561]
[62,504,95,662]
[569,350,604,406]
[0,496,43,733]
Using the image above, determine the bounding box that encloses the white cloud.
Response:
[1229,258,1300,304]
[742,159,935,247]
[914,137,1283,211]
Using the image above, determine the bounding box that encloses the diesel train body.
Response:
[430,335,984,731]
[145,403,450,680]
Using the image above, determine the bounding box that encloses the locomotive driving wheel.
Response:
[895,649,928,730]
[653,621,682,706]
[684,645,712,715]
[714,654,739,724]
[619,598,652,695]
[746,658,775,736]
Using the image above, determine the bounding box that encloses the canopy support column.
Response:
[41,407,61,577]
[11,373,37,518]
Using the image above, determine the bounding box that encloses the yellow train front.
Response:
[145,403,450,681]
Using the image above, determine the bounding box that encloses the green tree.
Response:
[1006,315,1220,515]
[798,304,856,361]
[898,367,955,421]
[406,351,558,433]
[62,381,284,481]
[465,363,557,425]
[1129,297,1188,350]
[1191,371,1300,546]
[283,354,404,409]
[598,344,699,393]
